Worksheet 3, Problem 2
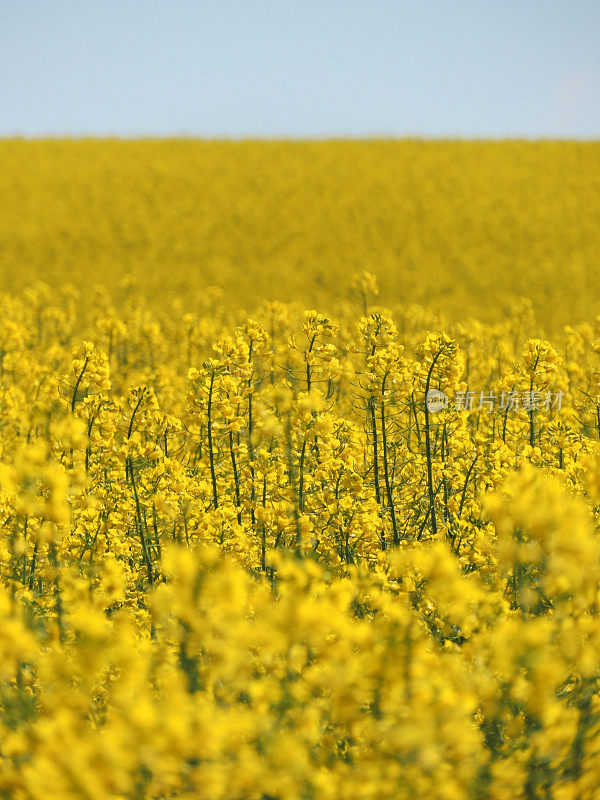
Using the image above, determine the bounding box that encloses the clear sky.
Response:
[1,0,599,138]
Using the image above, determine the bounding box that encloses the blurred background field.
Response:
[1,138,599,330]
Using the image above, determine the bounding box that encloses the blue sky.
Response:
[1,0,599,138]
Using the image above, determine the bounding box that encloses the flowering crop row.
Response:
[1,139,599,331]
[0,269,599,797]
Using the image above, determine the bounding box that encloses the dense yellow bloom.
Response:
[1,140,600,330]
[0,140,599,798]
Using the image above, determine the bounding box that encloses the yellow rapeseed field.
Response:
[1,139,600,328]
[1,139,600,799]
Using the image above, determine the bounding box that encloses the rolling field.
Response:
[0,140,600,798]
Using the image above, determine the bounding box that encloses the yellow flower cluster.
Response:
[0,139,599,798]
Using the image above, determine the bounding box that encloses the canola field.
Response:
[1,139,600,799]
